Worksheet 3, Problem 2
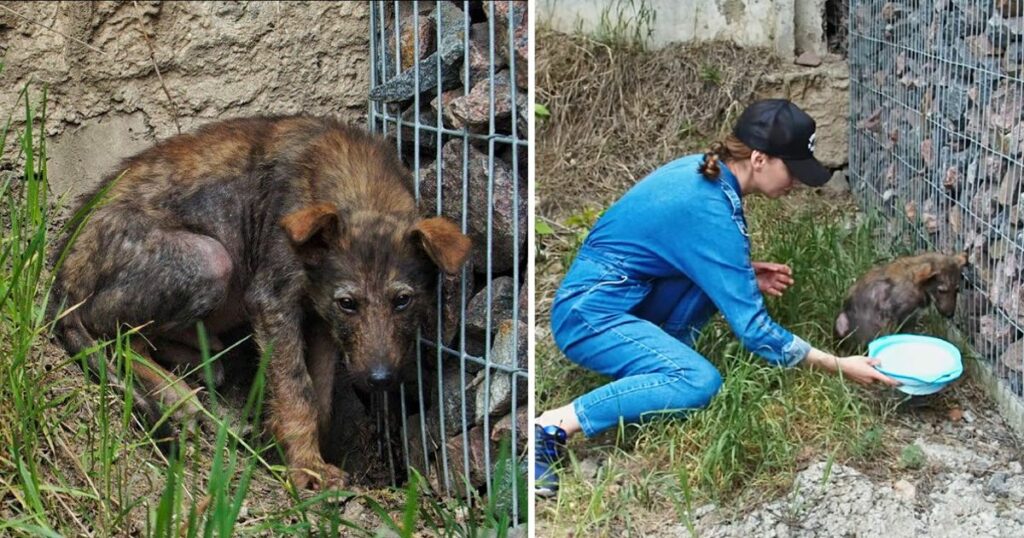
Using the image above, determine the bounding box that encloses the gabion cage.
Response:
[848,0,1024,414]
[366,0,529,522]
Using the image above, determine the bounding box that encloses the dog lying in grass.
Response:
[49,115,472,491]
[834,252,968,347]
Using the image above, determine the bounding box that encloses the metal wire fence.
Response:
[366,0,528,524]
[849,0,1024,410]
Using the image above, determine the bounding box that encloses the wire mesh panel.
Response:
[849,0,1024,404]
[366,0,529,524]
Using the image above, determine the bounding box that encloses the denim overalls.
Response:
[550,154,811,437]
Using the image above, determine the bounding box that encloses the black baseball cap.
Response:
[733,99,831,187]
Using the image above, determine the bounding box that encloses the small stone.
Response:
[795,51,822,67]
[989,238,1010,261]
[490,408,528,453]
[484,0,528,88]
[965,34,995,57]
[343,500,367,522]
[948,407,964,422]
[999,340,1024,376]
[399,105,443,149]
[443,425,488,497]
[985,471,1010,497]
[922,211,938,234]
[473,319,528,423]
[921,139,933,164]
[894,479,916,501]
[998,164,1024,206]
[426,367,480,440]
[858,108,882,133]
[881,2,902,21]
[962,409,976,423]
[446,69,524,132]
[820,168,850,196]
[905,200,918,222]
[950,205,963,233]
[1004,42,1024,75]
[467,22,506,87]
[400,14,436,71]
[579,457,600,479]
[944,166,959,191]
[465,276,519,357]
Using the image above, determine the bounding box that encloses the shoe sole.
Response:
[534,486,558,498]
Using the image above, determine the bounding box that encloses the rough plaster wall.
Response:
[0,1,370,202]
[758,58,850,169]
[538,0,823,59]
[795,0,827,55]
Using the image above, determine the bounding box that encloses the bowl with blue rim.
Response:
[867,334,963,395]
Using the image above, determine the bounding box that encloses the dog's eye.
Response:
[338,297,358,313]
[393,293,412,311]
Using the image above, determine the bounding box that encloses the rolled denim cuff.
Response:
[782,335,812,368]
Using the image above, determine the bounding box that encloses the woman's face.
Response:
[749,151,796,198]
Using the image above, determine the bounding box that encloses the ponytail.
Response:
[699,142,725,180]
[698,134,754,181]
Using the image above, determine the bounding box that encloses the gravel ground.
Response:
[666,382,1024,538]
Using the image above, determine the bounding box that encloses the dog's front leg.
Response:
[304,316,339,450]
[252,306,346,491]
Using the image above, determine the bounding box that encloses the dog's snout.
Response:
[367,368,396,389]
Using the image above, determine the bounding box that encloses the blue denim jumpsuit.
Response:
[550,154,812,437]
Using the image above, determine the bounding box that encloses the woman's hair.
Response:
[699,134,754,181]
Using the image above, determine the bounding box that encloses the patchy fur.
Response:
[834,252,968,347]
[49,115,472,490]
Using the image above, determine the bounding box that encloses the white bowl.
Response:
[867,334,963,395]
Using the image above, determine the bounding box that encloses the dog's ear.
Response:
[410,216,471,274]
[912,262,939,284]
[954,252,969,268]
[280,203,347,252]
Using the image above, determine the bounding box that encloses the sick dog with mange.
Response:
[834,252,968,347]
[49,116,471,490]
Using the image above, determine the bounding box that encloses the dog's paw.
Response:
[290,462,350,491]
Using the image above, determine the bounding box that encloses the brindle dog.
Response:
[49,116,471,490]
[834,252,967,347]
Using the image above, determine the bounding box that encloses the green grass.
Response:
[0,83,525,536]
[584,0,657,51]
[898,444,926,470]
[535,194,916,535]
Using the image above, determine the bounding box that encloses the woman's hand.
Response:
[752,261,794,297]
[802,348,900,386]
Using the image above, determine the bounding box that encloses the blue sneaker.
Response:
[534,424,567,497]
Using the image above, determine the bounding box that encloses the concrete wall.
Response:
[0,1,370,203]
[538,0,827,59]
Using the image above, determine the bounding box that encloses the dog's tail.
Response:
[834,311,851,339]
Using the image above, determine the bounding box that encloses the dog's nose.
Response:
[368,369,395,389]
